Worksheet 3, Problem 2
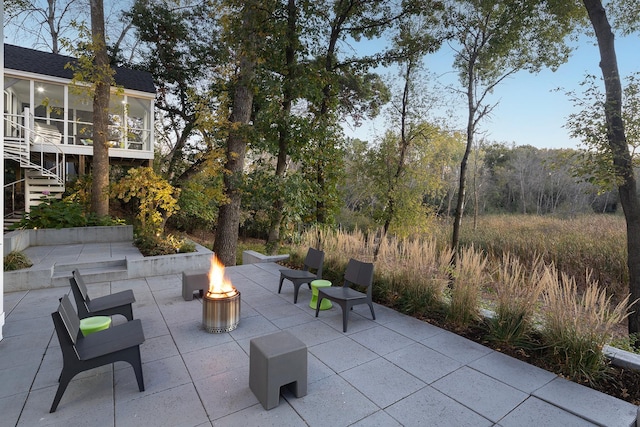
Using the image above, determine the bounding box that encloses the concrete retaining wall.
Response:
[3,226,213,291]
[242,250,289,265]
[4,225,134,256]
[127,243,213,278]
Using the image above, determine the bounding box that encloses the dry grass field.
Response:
[450,214,628,301]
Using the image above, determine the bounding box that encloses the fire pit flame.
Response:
[207,255,238,298]
[202,255,240,333]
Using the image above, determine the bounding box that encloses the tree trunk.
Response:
[46,0,59,54]
[583,0,640,337]
[90,0,110,217]
[266,0,297,254]
[375,58,413,260]
[472,141,481,230]
[314,10,343,225]
[212,5,257,266]
[452,60,475,251]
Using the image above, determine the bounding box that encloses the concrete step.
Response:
[52,259,128,286]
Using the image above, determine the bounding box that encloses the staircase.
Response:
[3,210,23,230]
[25,170,65,209]
[4,110,66,217]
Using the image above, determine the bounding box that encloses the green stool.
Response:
[309,280,333,310]
[79,316,112,336]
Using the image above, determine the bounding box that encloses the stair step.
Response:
[52,259,128,286]
[4,218,22,231]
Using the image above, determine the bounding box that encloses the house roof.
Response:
[4,44,156,94]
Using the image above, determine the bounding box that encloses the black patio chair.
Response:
[315,258,375,332]
[278,247,325,303]
[70,269,135,320]
[50,294,145,413]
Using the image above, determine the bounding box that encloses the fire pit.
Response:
[202,256,241,333]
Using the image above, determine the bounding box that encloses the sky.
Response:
[4,3,636,151]
[344,33,639,150]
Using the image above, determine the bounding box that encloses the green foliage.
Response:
[111,167,180,238]
[4,251,33,271]
[609,334,640,354]
[61,21,116,99]
[64,174,93,211]
[128,0,225,181]
[171,178,220,233]
[241,166,315,239]
[565,73,640,190]
[345,124,463,236]
[450,1,574,84]
[12,196,119,229]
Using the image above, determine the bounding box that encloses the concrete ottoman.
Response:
[249,330,307,410]
[182,270,208,301]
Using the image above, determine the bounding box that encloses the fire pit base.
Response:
[202,291,241,333]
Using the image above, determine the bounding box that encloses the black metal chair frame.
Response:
[70,269,135,320]
[278,248,325,304]
[50,295,145,412]
[315,258,375,332]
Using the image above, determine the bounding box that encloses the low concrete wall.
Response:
[4,246,214,292]
[31,225,133,246]
[127,243,213,278]
[4,226,133,256]
[4,267,54,291]
[242,250,289,265]
[4,226,212,291]
[3,230,31,255]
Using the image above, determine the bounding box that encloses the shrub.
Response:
[134,233,195,256]
[64,174,93,211]
[111,167,180,238]
[609,334,640,354]
[376,236,452,316]
[4,251,33,271]
[11,196,120,229]
[170,180,219,233]
[540,266,632,384]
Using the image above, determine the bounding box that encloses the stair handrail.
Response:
[27,108,66,185]
[3,109,66,186]
[3,178,26,218]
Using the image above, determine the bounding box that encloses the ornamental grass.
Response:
[486,253,545,347]
[297,227,452,316]
[540,266,632,384]
[289,225,632,384]
[447,246,487,328]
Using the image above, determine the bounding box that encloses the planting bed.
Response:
[419,312,640,405]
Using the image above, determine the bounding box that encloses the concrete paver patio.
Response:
[1,243,638,426]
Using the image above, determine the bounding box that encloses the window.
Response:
[34,82,64,138]
[126,97,152,150]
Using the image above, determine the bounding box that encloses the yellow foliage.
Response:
[111,167,180,236]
